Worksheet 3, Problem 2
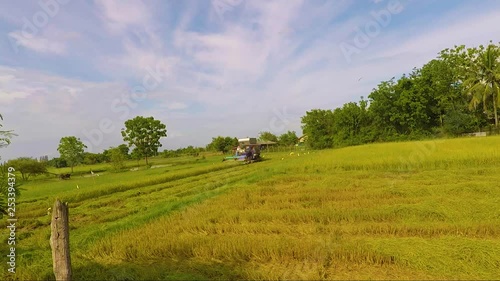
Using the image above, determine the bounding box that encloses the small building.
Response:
[296,135,307,146]
[258,140,277,150]
[462,132,487,137]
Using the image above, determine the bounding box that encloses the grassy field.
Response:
[2,137,500,280]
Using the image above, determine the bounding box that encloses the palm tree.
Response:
[463,43,500,128]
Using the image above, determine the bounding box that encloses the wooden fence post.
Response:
[50,199,72,281]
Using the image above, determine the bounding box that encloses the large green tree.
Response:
[301,109,335,149]
[278,131,298,147]
[331,99,374,146]
[418,59,462,127]
[121,116,167,165]
[368,73,439,139]
[367,79,400,139]
[57,136,87,173]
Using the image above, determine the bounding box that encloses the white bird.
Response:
[298,153,300,156]
[77,185,80,189]
[91,170,94,175]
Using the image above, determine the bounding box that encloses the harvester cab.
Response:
[222,137,262,164]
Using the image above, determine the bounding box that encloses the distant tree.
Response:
[278,131,298,147]
[418,59,463,127]
[102,149,112,163]
[182,145,198,156]
[162,146,205,158]
[443,107,479,136]
[47,157,68,168]
[39,155,49,162]
[82,152,108,165]
[102,144,129,163]
[117,144,130,159]
[7,157,47,181]
[121,116,167,166]
[161,149,178,158]
[130,147,143,166]
[57,136,87,173]
[96,153,108,163]
[301,109,335,149]
[83,152,100,165]
[207,136,238,154]
[258,131,278,142]
[109,147,126,171]
[330,100,374,146]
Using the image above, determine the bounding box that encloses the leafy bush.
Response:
[6,157,47,181]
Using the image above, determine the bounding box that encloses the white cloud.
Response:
[0,66,128,157]
[374,9,500,62]
[165,102,188,111]
[0,91,31,104]
[94,0,151,34]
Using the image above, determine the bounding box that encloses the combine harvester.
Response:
[223,137,262,164]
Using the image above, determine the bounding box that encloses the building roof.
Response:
[258,141,277,145]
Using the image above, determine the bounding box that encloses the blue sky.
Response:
[1,0,500,161]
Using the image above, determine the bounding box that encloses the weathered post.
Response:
[50,199,72,281]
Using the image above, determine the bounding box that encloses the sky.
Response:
[0,0,500,161]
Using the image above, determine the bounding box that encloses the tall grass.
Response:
[2,136,500,280]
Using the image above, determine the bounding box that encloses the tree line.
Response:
[301,42,500,149]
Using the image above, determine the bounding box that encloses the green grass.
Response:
[40,154,211,176]
[2,137,500,280]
